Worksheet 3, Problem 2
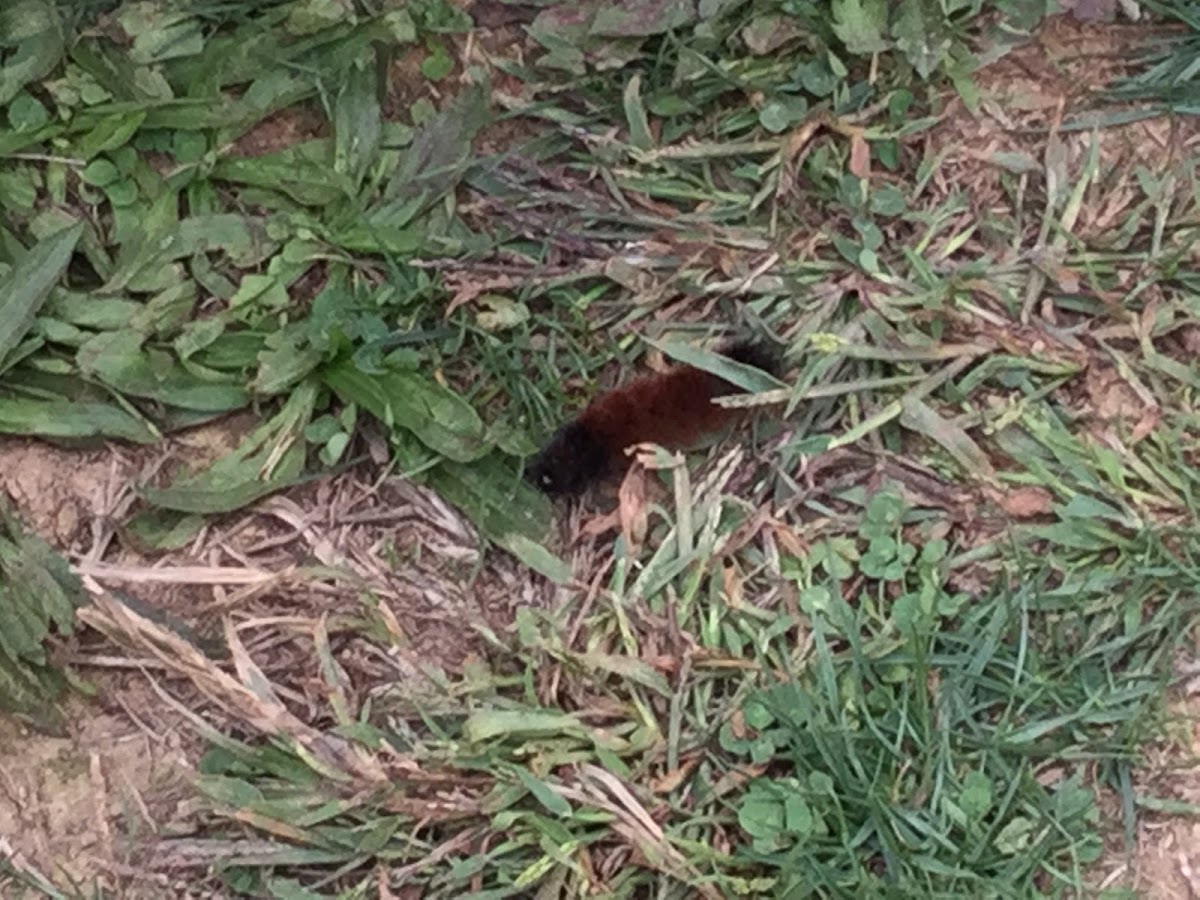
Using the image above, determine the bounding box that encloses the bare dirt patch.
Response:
[0,438,122,551]
[1093,680,1200,898]
[924,14,1199,255]
[0,690,197,898]
[230,105,326,158]
[0,437,203,895]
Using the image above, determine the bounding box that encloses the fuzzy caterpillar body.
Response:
[527,340,780,497]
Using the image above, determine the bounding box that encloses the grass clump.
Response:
[182,483,1196,897]
[2,0,1200,897]
[0,492,83,730]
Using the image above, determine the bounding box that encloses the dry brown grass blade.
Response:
[384,828,482,885]
[551,763,723,900]
[76,575,388,785]
[76,561,286,585]
[257,495,342,566]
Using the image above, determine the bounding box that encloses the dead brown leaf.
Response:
[771,523,807,558]
[650,754,702,794]
[618,464,649,554]
[722,563,744,608]
[849,132,871,179]
[784,118,824,162]
[1130,406,1162,445]
[729,707,747,740]
[990,485,1056,519]
[442,272,523,318]
[642,653,679,674]
[1085,364,1155,435]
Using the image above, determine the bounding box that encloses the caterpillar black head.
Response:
[526,421,610,498]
